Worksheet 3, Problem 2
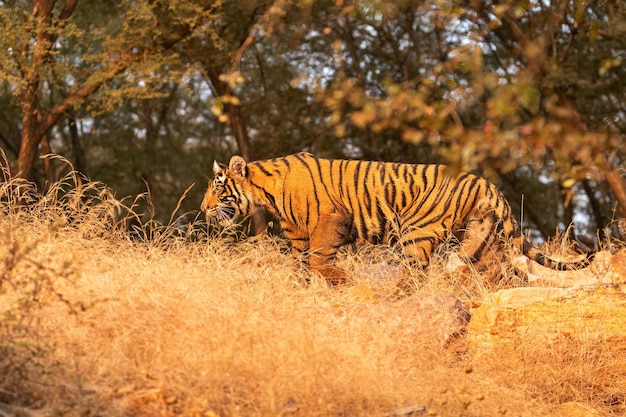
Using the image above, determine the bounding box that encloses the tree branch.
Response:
[231,0,287,71]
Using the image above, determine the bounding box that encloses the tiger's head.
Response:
[200,155,253,226]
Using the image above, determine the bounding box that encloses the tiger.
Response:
[200,152,594,286]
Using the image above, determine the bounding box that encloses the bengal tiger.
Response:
[201,152,593,285]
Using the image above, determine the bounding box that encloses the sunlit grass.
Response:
[0,167,622,416]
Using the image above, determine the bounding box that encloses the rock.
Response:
[467,285,626,401]
[468,285,626,351]
[394,293,470,347]
[466,251,626,414]
[342,292,470,349]
[375,294,470,349]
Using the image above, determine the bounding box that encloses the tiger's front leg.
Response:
[282,224,310,259]
[282,221,345,285]
[308,212,351,286]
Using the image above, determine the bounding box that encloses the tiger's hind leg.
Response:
[393,224,447,297]
[453,211,497,267]
[397,224,446,269]
[451,199,513,285]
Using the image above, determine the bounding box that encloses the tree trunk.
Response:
[12,61,55,183]
[228,104,254,162]
[205,67,254,161]
[16,0,78,181]
[18,80,44,180]
[40,134,58,187]
[582,179,609,235]
[68,117,87,176]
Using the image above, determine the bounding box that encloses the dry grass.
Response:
[0,170,623,416]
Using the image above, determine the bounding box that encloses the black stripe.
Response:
[401,235,437,247]
[372,201,386,244]
[338,160,347,202]
[316,158,335,203]
[293,153,321,220]
[356,162,371,239]
[249,179,279,215]
[304,194,310,226]
[255,162,273,177]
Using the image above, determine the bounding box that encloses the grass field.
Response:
[0,172,623,416]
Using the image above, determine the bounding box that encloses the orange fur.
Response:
[201,153,592,285]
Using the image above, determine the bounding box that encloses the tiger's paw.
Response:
[444,252,471,276]
[312,265,350,286]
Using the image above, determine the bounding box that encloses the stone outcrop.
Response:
[469,249,626,349]
[467,249,626,416]
[468,285,626,350]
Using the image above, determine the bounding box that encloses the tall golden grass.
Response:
[0,165,622,416]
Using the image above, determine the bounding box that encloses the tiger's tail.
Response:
[519,237,595,271]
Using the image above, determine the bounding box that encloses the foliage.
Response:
[0,0,624,238]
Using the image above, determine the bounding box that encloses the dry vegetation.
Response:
[0,169,624,417]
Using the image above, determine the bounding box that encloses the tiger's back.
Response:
[202,152,590,285]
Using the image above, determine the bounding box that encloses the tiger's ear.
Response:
[229,155,247,178]
[212,160,223,175]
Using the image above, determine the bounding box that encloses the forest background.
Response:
[1,0,625,240]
